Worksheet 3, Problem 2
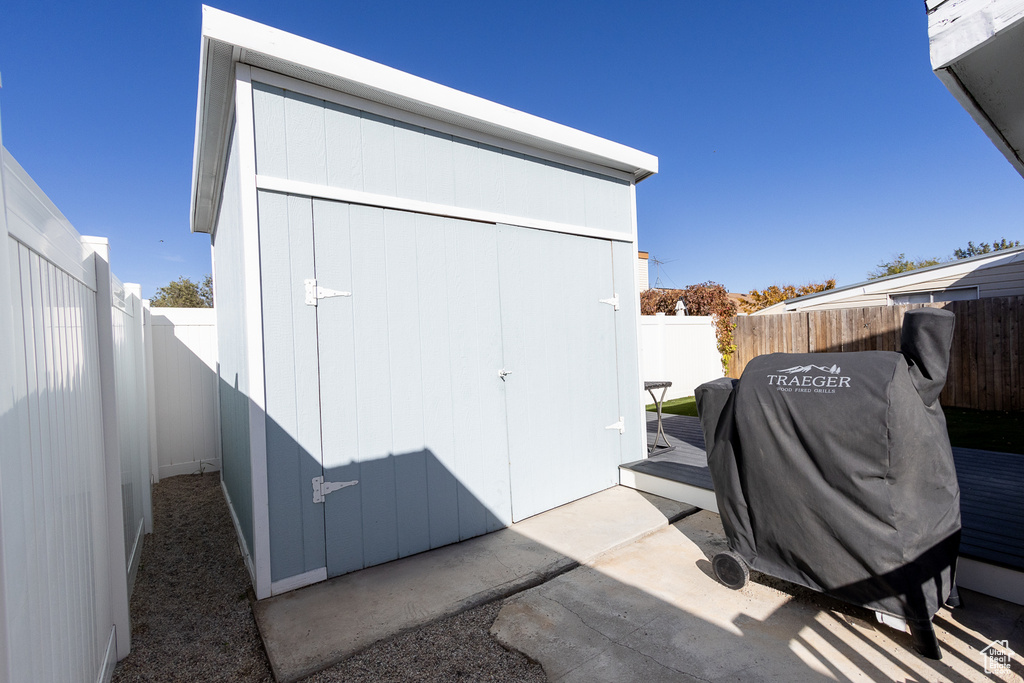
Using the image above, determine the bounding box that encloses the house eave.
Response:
[928,0,1024,180]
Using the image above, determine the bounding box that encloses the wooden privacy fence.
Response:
[728,296,1024,411]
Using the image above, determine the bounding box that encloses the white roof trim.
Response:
[928,1,1024,178]
[928,0,1024,69]
[780,248,1024,311]
[749,302,786,316]
[191,6,658,234]
[933,67,1024,178]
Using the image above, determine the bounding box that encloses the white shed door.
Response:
[313,202,513,578]
[496,225,622,521]
[308,201,623,578]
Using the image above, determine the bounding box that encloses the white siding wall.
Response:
[639,315,724,401]
[150,308,221,478]
[636,255,649,291]
[1,146,151,681]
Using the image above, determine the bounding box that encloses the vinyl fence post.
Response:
[143,300,159,487]
[82,237,132,660]
[126,284,154,534]
[0,84,15,682]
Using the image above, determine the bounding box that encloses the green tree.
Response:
[740,279,836,314]
[867,254,943,280]
[151,275,213,308]
[953,238,1020,259]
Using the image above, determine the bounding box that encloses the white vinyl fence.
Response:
[148,307,221,479]
[110,277,153,594]
[1,145,152,681]
[639,314,724,402]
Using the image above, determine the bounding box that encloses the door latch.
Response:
[498,369,512,381]
[312,476,358,503]
[305,278,352,306]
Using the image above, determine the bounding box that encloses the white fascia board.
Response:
[189,29,214,236]
[929,0,1024,69]
[191,6,658,233]
[191,27,239,235]
[784,249,1024,310]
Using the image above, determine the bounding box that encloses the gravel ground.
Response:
[113,474,545,682]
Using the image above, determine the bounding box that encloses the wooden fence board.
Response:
[980,299,992,411]
[730,297,1024,411]
[1011,296,1019,409]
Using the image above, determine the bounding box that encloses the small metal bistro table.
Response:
[645,380,675,455]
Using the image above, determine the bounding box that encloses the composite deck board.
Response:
[621,413,711,489]
[627,413,1024,571]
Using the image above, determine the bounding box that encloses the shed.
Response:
[190,7,658,599]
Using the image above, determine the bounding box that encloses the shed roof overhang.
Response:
[190,6,659,235]
[928,0,1024,179]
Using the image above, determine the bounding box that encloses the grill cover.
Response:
[696,308,960,623]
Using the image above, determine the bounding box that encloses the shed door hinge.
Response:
[599,294,619,311]
[312,476,358,503]
[305,278,352,306]
[605,417,625,434]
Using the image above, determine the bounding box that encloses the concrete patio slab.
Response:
[492,511,1024,682]
[253,486,694,682]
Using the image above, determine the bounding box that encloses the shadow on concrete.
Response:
[494,511,1024,682]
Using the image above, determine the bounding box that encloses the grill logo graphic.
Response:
[778,364,841,375]
[766,364,850,394]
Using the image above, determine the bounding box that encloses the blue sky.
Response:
[2,1,1021,298]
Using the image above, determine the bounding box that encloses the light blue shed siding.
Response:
[257,192,327,582]
[251,82,633,238]
[213,123,255,557]
[611,241,644,462]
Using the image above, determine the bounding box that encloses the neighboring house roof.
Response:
[190,6,658,235]
[754,246,1024,313]
[928,0,1024,177]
